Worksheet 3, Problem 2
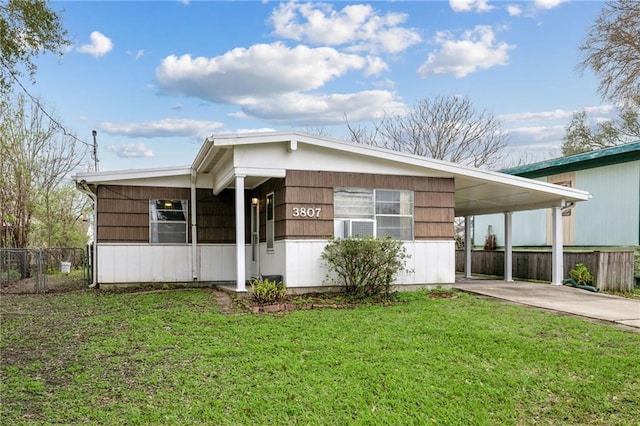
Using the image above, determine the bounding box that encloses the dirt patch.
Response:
[207,289,237,314]
[232,291,402,314]
[425,291,458,299]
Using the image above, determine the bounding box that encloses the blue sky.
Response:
[27,0,611,172]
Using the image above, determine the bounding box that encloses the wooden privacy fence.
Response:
[455,250,636,292]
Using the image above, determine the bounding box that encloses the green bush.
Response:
[3,268,22,281]
[249,277,287,305]
[321,236,410,301]
[569,263,593,286]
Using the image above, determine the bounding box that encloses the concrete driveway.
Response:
[453,278,640,333]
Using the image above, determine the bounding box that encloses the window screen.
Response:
[149,200,188,244]
[334,188,413,240]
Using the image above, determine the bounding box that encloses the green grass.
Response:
[2,289,639,425]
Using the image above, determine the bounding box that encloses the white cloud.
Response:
[509,124,566,142]
[450,0,493,13]
[156,42,373,103]
[240,90,409,125]
[534,0,566,10]
[269,2,421,54]
[99,118,224,138]
[499,104,615,123]
[126,49,144,60]
[218,127,277,134]
[418,26,514,78]
[77,31,113,57]
[506,4,522,16]
[106,142,154,158]
[499,109,574,122]
[583,104,616,116]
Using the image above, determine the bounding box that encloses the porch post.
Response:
[235,175,246,292]
[464,216,472,279]
[551,205,563,285]
[504,212,513,282]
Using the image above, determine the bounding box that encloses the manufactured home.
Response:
[75,132,590,291]
[474,141,640,248]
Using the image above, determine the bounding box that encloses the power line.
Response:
[0,57,92,149]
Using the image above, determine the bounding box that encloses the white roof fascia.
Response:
[74,165,192,184]
[208,132,589,203]
[213,167,287,195]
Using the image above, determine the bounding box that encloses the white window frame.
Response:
[149,199,188,244]
[333,188,414,240]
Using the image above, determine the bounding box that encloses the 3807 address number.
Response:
[292,207,322,218]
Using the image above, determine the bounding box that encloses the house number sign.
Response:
[292,207,322,218]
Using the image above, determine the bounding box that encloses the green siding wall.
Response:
[473,209,547,248]
[574,161,640,246]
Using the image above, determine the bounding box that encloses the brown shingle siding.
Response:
[283,170,455,240]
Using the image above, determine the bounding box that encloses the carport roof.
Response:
[194,131,590,217]
[75,131,590,217]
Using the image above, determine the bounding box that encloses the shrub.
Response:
[249,277,287,305]
[320,236,410,301]
[569,263,593,286]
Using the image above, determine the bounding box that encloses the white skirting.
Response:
[96,240,455,287]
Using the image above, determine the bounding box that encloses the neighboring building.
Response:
[474,141,640,248]
[75,132,589,291]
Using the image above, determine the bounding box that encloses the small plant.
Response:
[569,263,593,286]
[320,235,410,301]
[249,277,287,305]
[2,268,22,281]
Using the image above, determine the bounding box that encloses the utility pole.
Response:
[91,130,99,172]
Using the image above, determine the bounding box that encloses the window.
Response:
[149,200,188,243]
[266,192,274,251]
[334,188,413,240]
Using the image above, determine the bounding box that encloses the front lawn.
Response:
[1,289,639,425]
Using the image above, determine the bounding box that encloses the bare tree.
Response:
[346,95,509,169]
[0,94,86,247]
[579,0,640,108]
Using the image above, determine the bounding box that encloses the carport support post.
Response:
[551,205,563,285]
[464,216,472,278]
[235,175,246,292]
[504,212,513,282]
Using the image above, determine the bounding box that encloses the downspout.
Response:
[77,180,98,288]
[190,168,198,281]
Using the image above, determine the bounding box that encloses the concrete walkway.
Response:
[453,278,640,333]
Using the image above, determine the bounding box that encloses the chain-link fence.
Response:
[0,247,90,294]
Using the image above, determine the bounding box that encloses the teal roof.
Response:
[502,141,640,178]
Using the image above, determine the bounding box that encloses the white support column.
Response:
[464,216,472,279]
[551,205,564,285]
[504,212,513,282]
[235,175,246,292]
[190,169,198,281]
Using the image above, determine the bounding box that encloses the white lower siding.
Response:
[198,244,238,281]
[97,244,193,283]
[283,239,455,287]
[97,239,455,287]
[402,240,456,284]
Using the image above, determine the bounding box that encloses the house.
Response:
[74,131,590,291]
[473,141,640,248]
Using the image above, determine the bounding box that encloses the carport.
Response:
[451,169,590,285]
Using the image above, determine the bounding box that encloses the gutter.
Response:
[76,180,98,288]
